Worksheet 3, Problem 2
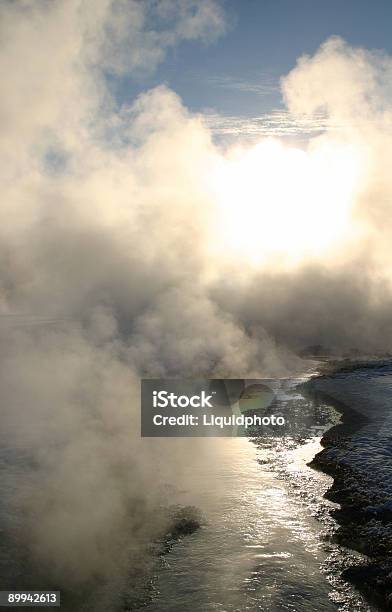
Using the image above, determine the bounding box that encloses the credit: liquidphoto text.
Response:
[2,1,392,611]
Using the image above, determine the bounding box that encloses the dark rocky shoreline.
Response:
[303,370,392,611]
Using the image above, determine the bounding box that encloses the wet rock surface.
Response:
[304,364,392,611]
[161,505,203,553]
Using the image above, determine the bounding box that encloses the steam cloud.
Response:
[1,1,392,602]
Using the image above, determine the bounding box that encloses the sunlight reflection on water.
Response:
[140,381,370,612]
[141,437,335,611]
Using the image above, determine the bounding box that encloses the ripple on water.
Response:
[138,380,372,612]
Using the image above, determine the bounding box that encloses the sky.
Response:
[113,0,392,119]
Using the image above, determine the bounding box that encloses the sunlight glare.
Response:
[212,139,361,265]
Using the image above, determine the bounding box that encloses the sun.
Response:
[211,138,362,266]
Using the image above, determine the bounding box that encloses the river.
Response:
[139,377,370,612]
[0,373,373,611]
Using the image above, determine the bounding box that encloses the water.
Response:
[142,440,329,611]
[139,379,369,612]
[0,375,372,611]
